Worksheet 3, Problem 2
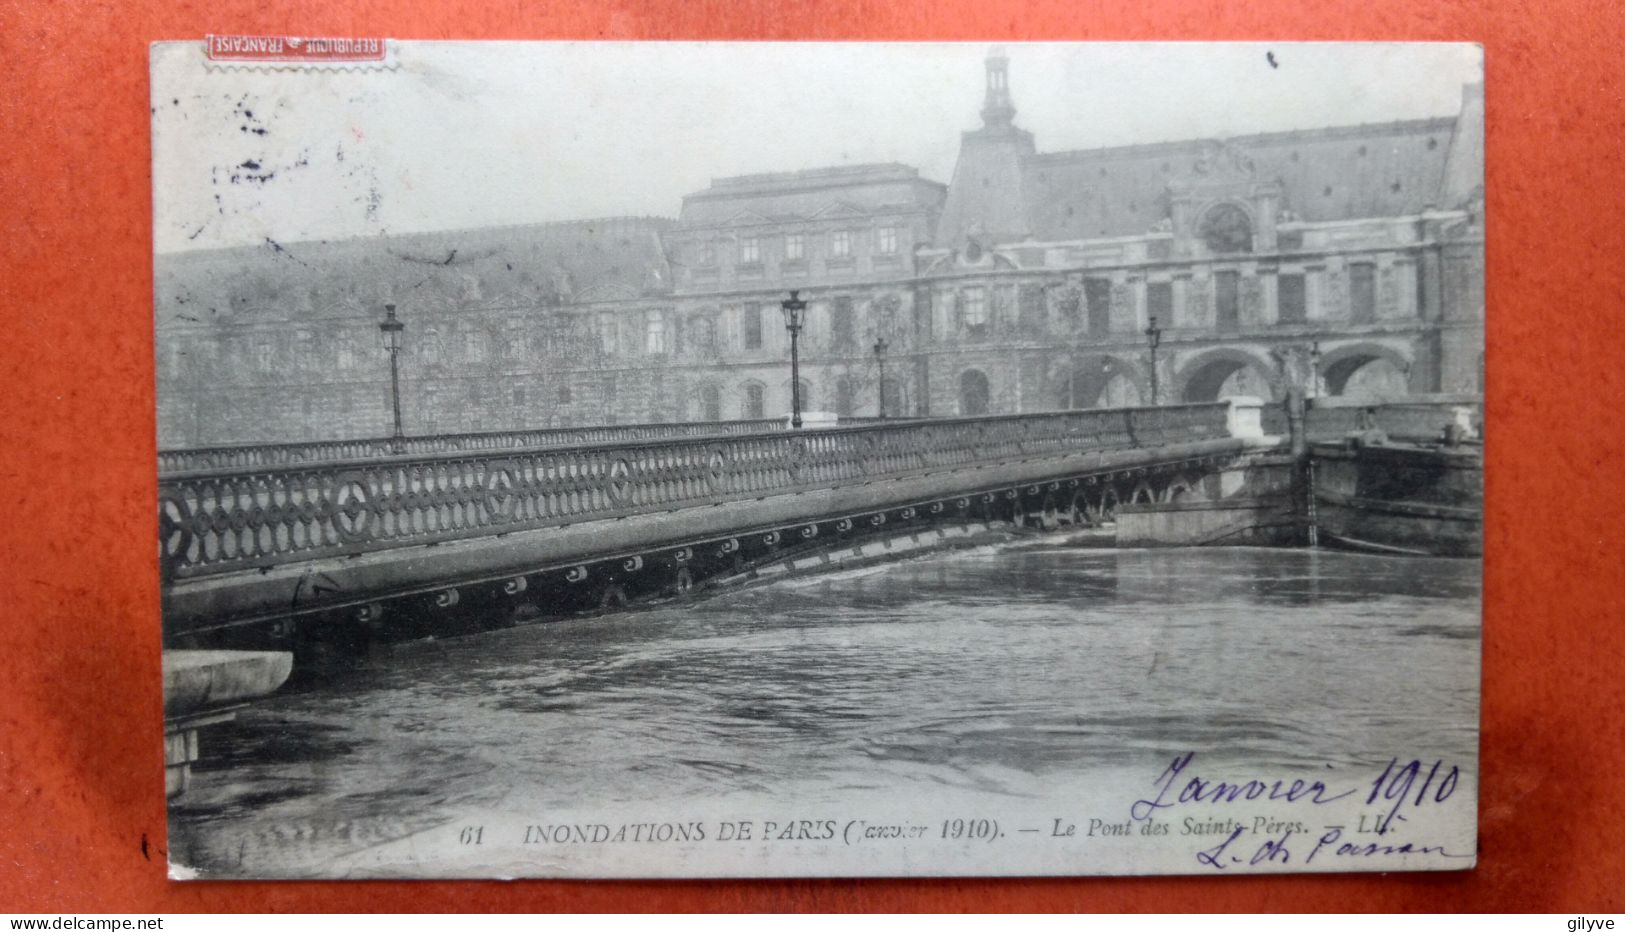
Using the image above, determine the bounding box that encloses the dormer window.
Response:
[1199,203,1254,254]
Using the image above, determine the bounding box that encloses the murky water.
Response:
[169,542,1481,876]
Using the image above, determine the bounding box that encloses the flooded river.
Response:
[168,541,1481,878]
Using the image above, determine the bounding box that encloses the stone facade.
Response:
[155,53,1484,448]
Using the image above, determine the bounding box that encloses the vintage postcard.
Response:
[151,40,1484,879]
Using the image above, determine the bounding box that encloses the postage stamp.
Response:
[150,40,1484,879]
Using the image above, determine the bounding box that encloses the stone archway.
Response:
[1176,348,1279,403]
[1053,357,1147,410]
[1318,341,1413,400]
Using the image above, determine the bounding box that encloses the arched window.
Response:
[1199,203,1254,254]
[959,369,991,415]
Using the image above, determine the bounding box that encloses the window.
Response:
[959,369,990,416]
[464,332,486,362]
[1018,285,1046,336]
[743,383,765,419]
[1277,274,1307,324]
[513,387,526,406]
[1215,272,1241,331]
[597,315,618,354]
[834,377,853,417]
[337,340,354,370]
[830,297,855,351]
[559,384,572,404]
[691,315,717,356]
[1146,281,1173,326]
[1350,263,1377,323]
[739,237,759,264]
[1200,203,1254,254]
[255,341,273,371]
[961,288,988,328]
[785,234,804,261]
[831,230,852,257]
[742,304,763,350]
[701,384,721,421]
[698,241,717,265]
[645,312,667,354]
[877,226,898,255]
[1084,278,1112,335]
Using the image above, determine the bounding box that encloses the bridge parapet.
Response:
[158,403,1232,582]
[1306,395,1482,443]
[157,417,798,475]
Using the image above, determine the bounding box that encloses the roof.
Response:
[156,217,675,329]
[677,163,946,229]
[1017,117,1461,242]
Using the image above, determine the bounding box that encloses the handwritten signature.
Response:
[1195,824,1472,870]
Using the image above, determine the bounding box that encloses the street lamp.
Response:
[380,303,406,450]
[1309,341,1323,399]
[1144,314,1163,405]
[873,335,889,419]
[780,290,807,429]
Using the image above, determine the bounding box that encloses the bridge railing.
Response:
[157,403,1234,581]
[1305,397,1482,443]
[156,418,794,475]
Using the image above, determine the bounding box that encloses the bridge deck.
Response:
[159,403,1277,639]
[157,398,1478,643]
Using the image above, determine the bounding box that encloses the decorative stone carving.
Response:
[1192,139,1257,179]
[1051,284,1083,330]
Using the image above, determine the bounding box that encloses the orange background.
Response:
[2,0,1620,913]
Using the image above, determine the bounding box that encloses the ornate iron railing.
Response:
[157,418,795,475]
[157,403,1232,580]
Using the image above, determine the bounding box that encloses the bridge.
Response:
[157,396,1479,659]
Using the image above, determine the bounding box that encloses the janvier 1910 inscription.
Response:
[151,40,1484,880]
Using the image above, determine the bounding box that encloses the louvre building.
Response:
[154,51,1484,447]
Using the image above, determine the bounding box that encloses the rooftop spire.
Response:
[980,47,1016,129]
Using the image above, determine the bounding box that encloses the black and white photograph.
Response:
[151,41,1484,880]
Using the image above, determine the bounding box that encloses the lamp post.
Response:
[1309,341,1323,399]
[873,335,889,419]
[780,290,807,429]
[1144,314,1163,405]
[380,303,406,450]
